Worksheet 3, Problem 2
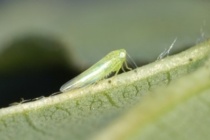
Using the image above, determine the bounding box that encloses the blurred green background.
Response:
[0,0,209,107]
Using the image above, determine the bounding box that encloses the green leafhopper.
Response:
[60,49,130,92]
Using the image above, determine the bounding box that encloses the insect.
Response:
[60,49,132,92]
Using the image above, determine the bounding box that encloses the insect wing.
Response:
[60,49,127,92]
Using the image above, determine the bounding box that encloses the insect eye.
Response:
[119,52,126,58]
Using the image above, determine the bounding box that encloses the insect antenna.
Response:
[125,52,138,70]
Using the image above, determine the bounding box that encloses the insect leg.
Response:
[124,61,133,71]
[114,64,123,76]
[122,64,126,72]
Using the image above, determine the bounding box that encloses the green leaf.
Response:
[93,45,210,140]
[0,40,210,140]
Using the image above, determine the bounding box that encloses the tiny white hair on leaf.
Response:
[157,38,177,60]
[31,96,45,101]
[196,20,207,44]
[9,98,31,106]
